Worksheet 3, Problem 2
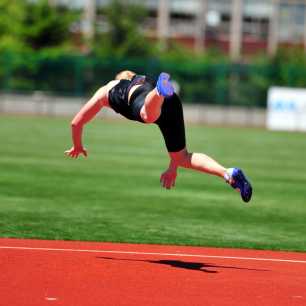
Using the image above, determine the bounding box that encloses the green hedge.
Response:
[1,49,306,107]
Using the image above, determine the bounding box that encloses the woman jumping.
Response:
[65,71,252,202]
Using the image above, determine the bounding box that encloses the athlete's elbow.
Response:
[71,120,78,127]
[71,114,84,127]
[71,119,82,129]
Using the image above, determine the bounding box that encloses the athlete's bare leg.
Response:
[171,148,226,177]
[140,72,174,123]
[160,148,227,189]
[140,88,164,123]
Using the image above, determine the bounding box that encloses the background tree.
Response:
[22,0,78,50]
[0,0,26,51]
[95,0,154,58]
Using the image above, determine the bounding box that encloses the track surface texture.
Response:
[1,239,306,306]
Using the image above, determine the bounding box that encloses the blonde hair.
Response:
[115,70,136,81]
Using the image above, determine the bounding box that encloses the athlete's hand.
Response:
[160,169,177,189]
[64,146,87,158]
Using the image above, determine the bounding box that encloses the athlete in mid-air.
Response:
[65,71,252,202]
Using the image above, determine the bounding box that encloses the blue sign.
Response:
[271,100,297,112]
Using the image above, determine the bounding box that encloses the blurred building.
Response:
[58,0,306,59]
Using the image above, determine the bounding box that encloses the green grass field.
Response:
[1,114,306,252]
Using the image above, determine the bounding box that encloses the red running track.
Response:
[0,238,306,306]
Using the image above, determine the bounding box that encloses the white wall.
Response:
[0,92,266,127]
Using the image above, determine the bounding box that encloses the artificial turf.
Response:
[0,114,306,251]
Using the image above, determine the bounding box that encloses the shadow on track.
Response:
[97,257,269,273]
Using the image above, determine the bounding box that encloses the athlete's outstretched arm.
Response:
[65,85,108,158]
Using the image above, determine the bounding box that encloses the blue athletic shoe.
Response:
[229,168,253,203]
[156,72,174,97]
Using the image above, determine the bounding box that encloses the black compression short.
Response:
[109,76,186,153]
[108,78,146,122]
[154,93,186,153]
[129,89,186,153]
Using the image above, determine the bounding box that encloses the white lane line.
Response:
[0,245,306,264]
[45,297,58,301]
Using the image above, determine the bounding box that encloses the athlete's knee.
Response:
[141,113,157,123]
[140,106,160,123]
[170,149,191,167]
